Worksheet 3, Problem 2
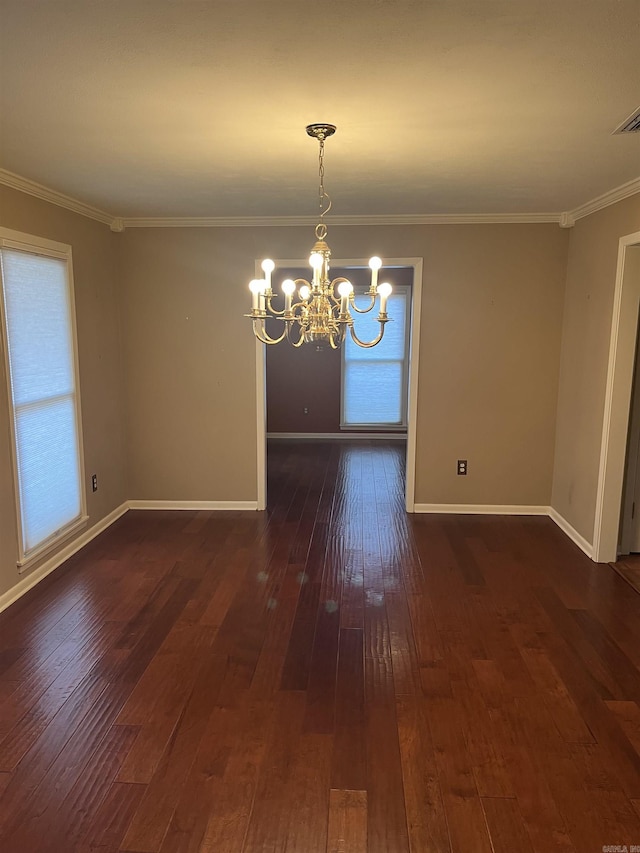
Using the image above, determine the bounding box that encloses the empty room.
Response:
[1,1,640,851]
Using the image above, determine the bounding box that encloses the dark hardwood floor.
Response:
[1,439,640,851]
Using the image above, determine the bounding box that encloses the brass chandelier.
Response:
[246,123,393,348]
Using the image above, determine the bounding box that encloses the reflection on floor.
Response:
[0,439,639,851]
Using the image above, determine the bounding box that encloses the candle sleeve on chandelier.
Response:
[337,280,353,316]
[249,278,263,311]
[369,256,382,291]
[282,279,296,312]
[309,252,323,287]
[377,281,392,314]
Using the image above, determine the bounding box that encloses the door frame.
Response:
[593,231,640,562]
[254,256,424,512]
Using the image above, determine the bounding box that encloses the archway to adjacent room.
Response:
[254,257,423,512]
[593,232,640,562]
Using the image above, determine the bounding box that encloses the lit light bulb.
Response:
[337,280,353,316]
[249,278,262,310]
[261,258,275,291]
[309,252,323,288]
[377,281,392,314]
[369,256,382,292]
[282,279,296,312]
[299,285,311,301]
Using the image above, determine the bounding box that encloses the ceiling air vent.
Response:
[613,106,640,134]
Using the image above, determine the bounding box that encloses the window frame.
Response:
[0,227,88,571]
[340,283,412,430]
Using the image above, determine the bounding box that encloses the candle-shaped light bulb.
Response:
[309,252,323,288]
[299,285,311,301]
[249,279,263,311]
[377,281,392,315]
[369,256,382,292]
[261,258,275,291]
[256,278,267,311]
[337,280,353,316]
[282,279,296,312]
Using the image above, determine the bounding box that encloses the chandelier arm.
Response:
[252,319,288,345]
[348,294,378,314]
[329,277,351,304]
[349,322,387,349]
[265,296,286,316]
[290,326,307,347]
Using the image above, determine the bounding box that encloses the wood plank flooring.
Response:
[613,553,640,597]
[1,439,640,851]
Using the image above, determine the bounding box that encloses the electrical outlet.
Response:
[303,407,309,415]
[91,474,98,492]
[457,459,467,476]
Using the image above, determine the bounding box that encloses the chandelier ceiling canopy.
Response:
[246,124,393,349]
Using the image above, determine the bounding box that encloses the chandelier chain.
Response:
[318,137,332,222]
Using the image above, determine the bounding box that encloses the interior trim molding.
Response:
[564,175,640,225]
[414,503,549,515]
[0,168,114,227]
[118,212,562,228]
[3,164,639,231]
[127,499,259,510]
[0,502,129,615]
[266,432,407,440]
[0,496,603,616]
[413,503,596,560]
[548,507,595,560]
[592,231,640,562]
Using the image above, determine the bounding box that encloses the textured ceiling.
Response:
[1,0,639,218]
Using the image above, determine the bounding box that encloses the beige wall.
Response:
[119,222,568,507]
[552,194,640,544]
[118,228,261,501]
[0,194,572,607]
[0,185,127,599]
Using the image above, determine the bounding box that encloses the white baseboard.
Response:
[547,507,594,559]
[267,432,407,440]
[0,502,129,615]
[413,503,549,515]
[413,503,595,561]
[0,498,599,618]
[127,500,259,511]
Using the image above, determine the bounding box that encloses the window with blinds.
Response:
[0,233,85,567]
[341,286,410,428]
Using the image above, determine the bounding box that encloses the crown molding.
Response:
[564,175,640,225]
[119,212,562,228]
[0,168,115,227]
[2,166,639,232]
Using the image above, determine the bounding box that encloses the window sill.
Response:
[17,514,89,574]
[340,424,407,431]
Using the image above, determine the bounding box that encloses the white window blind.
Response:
[342,288,410,427]
[0,242,84,564]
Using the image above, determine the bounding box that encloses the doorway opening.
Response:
[593,233,640,562]
[254,257,423,512]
